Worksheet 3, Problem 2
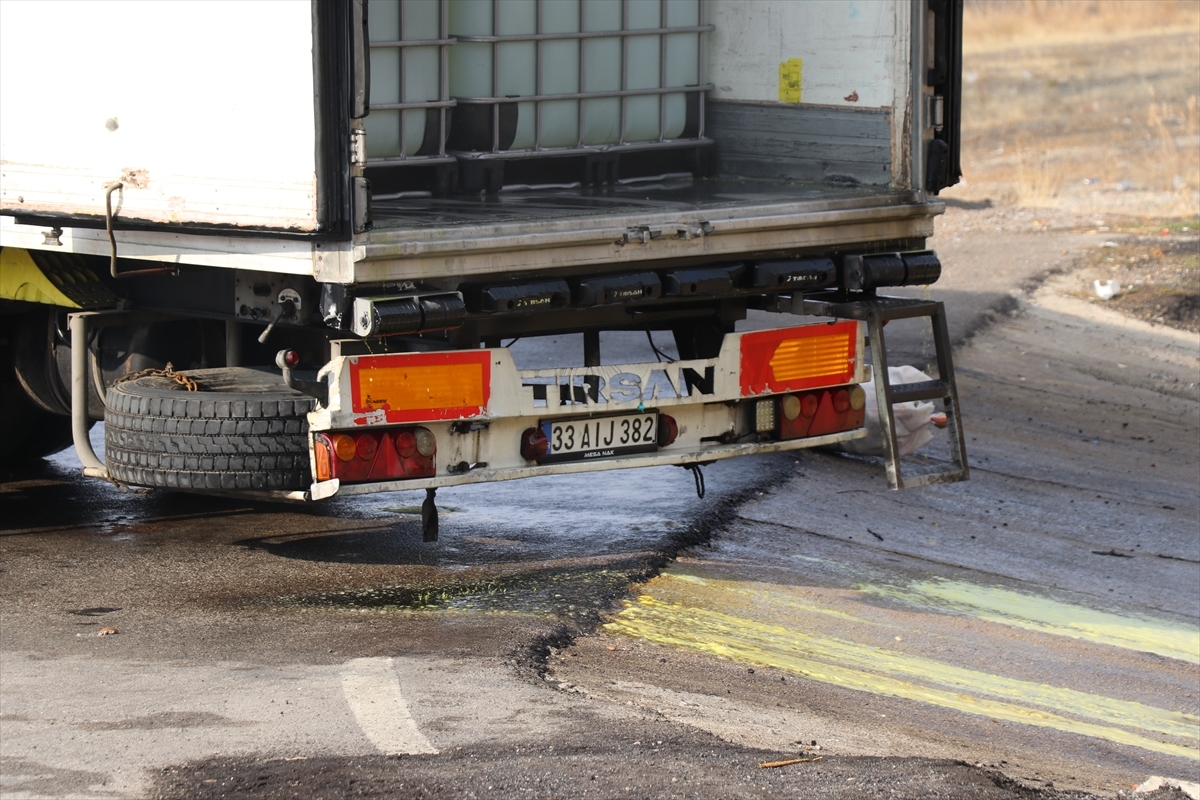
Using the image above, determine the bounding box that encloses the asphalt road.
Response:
[1,208,1197,799]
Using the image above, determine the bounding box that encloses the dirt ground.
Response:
[1069,228,1199,332]
[949,0,1199,219]
[946,1,1199,332]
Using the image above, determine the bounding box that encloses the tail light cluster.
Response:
[313,427,436,484]
[756,385,866,440]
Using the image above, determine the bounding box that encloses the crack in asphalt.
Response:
[513,456,801,682]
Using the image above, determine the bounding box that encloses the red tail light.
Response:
[520,427,550,461]
[801,393,819,418]
[395,430,417,457]
[355,435,378,461]
[657,414,679,447]
[313,427,436,484]
[776,385,865,440]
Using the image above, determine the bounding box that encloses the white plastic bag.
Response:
[834,366,938,457]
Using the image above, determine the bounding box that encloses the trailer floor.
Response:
[370,176,914,229]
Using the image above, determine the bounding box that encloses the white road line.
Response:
[340,657,438,755]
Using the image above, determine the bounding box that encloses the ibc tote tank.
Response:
[365,0,454,160]
[446,0,704,153]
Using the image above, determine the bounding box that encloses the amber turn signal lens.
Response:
[331,433,357,462]
[314,436,332,481]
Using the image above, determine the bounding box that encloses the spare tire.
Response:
[104,367,313,491]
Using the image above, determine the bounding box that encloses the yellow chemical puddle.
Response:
[863,579,1200,664]
[606,573,1199,760]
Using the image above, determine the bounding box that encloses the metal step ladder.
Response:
[800,294,969,490]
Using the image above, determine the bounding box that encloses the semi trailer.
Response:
[0,0,968,533]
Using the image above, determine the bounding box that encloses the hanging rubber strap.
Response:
[685,464,706,499]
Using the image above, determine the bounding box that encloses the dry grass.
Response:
[964,0,1200,53]
[950,0,1200,216]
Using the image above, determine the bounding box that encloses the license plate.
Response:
[539,412,658,464]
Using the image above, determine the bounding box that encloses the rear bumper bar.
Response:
[307,319,868,498]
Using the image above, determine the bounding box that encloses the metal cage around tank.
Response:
[363,0,715,189]
[364,0,458,168]
[446,0,714,161]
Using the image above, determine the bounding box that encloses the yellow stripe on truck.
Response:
[0,247,81,308]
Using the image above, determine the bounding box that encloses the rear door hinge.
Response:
[674,221,715,240]
[929,95,945,131]
[620,226,662,245]
[351,128,367,168]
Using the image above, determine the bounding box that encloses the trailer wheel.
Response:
[103,367,314,491]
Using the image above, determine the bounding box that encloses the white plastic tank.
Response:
[447,0,701,152]
[366,0,445,159]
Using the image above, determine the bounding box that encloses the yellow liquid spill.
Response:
[606,574,1199,760]
[863,579,1200,665]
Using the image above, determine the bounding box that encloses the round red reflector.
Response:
[283,349,301,368]
[800,393,819,418]
[657,414,679,447]
[414,427,437,457]
[331,433,356,462]
[520,427,549,461]
[355,434,377,461]
[833,389,851,413]
[395,430,417,458]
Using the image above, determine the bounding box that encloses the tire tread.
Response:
[103,367,312,492]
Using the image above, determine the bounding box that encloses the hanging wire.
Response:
[645,330,676,363]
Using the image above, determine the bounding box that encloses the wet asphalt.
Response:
[2,216,1198,799]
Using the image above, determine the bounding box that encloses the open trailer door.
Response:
[0,0,368,238]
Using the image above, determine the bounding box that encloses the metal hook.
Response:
[104,181,179,280]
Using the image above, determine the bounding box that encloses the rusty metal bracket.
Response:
[104,180,180,280]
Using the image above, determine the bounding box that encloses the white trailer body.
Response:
[0,0,967,511]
